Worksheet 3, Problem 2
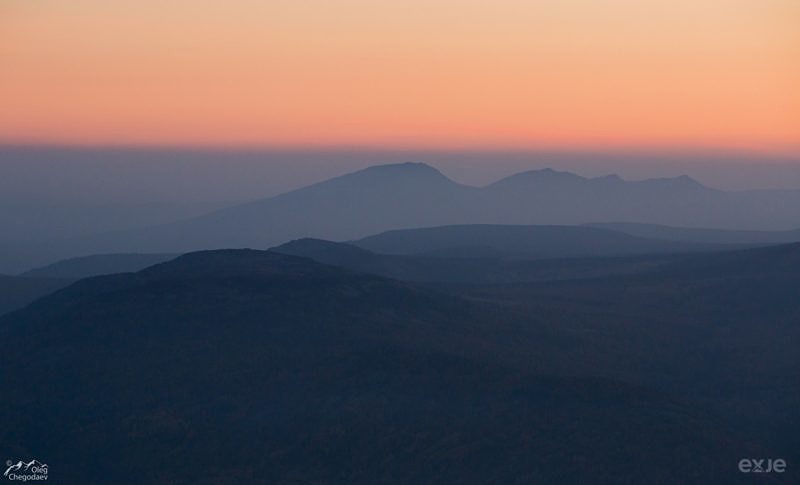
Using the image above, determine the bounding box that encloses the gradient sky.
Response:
[2,0,798,152]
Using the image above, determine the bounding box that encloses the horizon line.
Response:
[2,141,799,160]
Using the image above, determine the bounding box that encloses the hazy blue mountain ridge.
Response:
[2,162,799,273]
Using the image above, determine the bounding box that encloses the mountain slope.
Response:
[0,274,72,317]
[3,162,800,272]
[352,224,730,258]
[483,169,800,229]
[455,243,800,467]
[278,238,800,465]
[0,250,753,484]
[586,222,800,245]
[21,253,178,279]
[274,238,687,284]
[66,164,800,249]
[77,162,477,253]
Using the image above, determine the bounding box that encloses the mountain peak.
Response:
[638,174,707,190]
[592,174,624,182]
[677,174,700,184]
[140,249,335,280]
[376,161,434,170]
[488,168,586,188]
[273,238,374,259]
[526,168,583,179]
[359,161,443,176]
[321,162,456,188]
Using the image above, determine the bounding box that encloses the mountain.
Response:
[274,238,686,284]
[0,249,757,484]
[0,274,72,317]
[280,237,800,466]
[3,461,23,476]
[586,222,800,245]
[21,253,178,279]
[482,169,800,229]
[79,162,476,252]
[3,460,47,473]
[0,163,474,272]
[454,243,800,467]
[2,162,800,272]
[351,224,729,258]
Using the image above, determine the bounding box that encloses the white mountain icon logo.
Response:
[4,459,48,477]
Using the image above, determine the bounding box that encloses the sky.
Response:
[1,0,799,153]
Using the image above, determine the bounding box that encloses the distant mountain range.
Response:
[1,162,799,273]
[0,222,714,313]
[0,222,716,313]
[3,159,799,483]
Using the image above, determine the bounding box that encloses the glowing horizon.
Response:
[2,0,798,152]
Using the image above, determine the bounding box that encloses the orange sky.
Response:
[1,0,799,151]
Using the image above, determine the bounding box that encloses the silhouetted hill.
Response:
[352,224,728,258]
[482,169,800,229]
[274,238,686,284]
[587,222,800,245]
[3,162,799,272]
[279,239,800,472]
[0,250,755,484]
[651,242,800,282]
[487,167,588,191]
[455,243,800,470]
[488,168,708,193]
[83,162,476,253]
[21,253,178,279]
[0,274,72,317]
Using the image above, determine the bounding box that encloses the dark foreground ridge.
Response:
[0,273,72,317]
[0,249,768,484]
